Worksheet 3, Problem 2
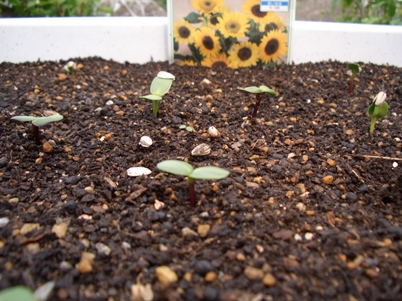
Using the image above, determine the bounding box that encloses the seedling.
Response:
[368,91,388,134]
[140,71,175,117]
[347,62,361,95]
[179,124,193,132]
[237,85,277,118]
[11,113,63,145]
[64,61,77,81]
[0,285,36,301]
[157,160,230,206]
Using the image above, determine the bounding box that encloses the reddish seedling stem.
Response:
[252,94,263,118]
[188,179,196,207]
[348,78,354,95]
[32,124,41,145]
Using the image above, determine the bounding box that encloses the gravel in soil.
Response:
[1,57,402,301]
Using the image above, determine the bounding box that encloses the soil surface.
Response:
[1,58,402,301]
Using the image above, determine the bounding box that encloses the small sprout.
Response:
[368,91,388,134]
[127,167,152,177]
[11,113,63,145]
[0,286,36,301]
[139,136,153,147]
[347,62,361,95]
[64,61,77,80]
[207,126,220,138]
[200,78,211,89]
[139,71,175,117]
[157,160,230,206]
[179,124,193,132]
[237,85,277,118]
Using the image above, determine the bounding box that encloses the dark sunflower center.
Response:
[238,47,252,61]
[179,26,190,39]
[210,15,219,26]
[212,61,227,69]
[265,38,279,55]
[202,36,214,50]
[205,1,211,7]
[251,5,267,18]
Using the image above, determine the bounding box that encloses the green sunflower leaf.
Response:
[149,77,173,96]
[32,114,63,127]
[0,286,36,301]
[11,116,37,123]
[190,166,230,180]
[369,101,388,119]
[139,94,162,101]
[237,86,262,94]
[347,62,361,76]
[157,160,194,177]
[185,12,201,24]
[259,86,277,96]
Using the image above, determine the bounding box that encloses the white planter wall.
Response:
[1,17,402,67]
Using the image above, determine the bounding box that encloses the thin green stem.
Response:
[153,100,160,117]
[370,117,376,134]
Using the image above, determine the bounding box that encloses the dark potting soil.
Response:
[0,57,402,301]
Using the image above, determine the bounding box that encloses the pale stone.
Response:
[20,223,40,235]
[42,142,53,153]
[197,224,211,237]
[323,175,334,184]
[77,252,95,274]
[263,273,276,287]
[244,266,264,280]
[131,283,154,301]
[52,223,68,238]
[182,227,198,238]
[155,266,178,287]
[204,271,217,282]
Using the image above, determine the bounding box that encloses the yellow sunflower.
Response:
[259,14,286,33]
[229,41,259,68]
[191,0,224,15]
[242,0,275,23]
[174,19,195,45]
[216,11,250,39]
[259,30,288,63]
[193,27,221,58]
[181,60,198,67]
[202,53,235,69]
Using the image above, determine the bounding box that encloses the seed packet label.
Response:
[260,1,289,12]
[169,0,295,68]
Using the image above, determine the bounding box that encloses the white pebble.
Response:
[294,234,302,241]
[305,233,314,240]
[0,217,10,228]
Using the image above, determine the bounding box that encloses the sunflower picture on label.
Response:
[171,0,293,69]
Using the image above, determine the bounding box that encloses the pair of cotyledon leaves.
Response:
[11,114,63,127]
[127,160,229,182]
[140,71,175,101]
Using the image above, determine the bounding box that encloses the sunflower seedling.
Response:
[0,285,36,301]
[140,71,175,117]
[237,85,277,118]
[179,124,193,132]
[11,113,63,145]
[64,61,77,81]
[157,160,230,207]
[368,91,388,134]
[347,62,361,95]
